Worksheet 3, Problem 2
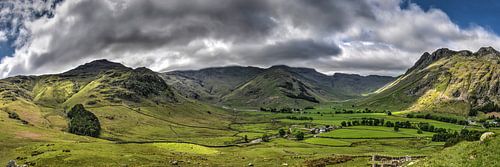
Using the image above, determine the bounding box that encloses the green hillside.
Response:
[0,59,235,142]
[416,135,500,166]
[162,66,264,101]
[223,66,326,108]
[165,65,394,108]
[360,47,500,115]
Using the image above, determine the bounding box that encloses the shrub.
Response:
[295,131,305,140]
[279,129,286,137]
[8,111,20,120]
[86,101,97,105]
[262,134,270,142]
[67,104,101,137]
[304,106,315,110]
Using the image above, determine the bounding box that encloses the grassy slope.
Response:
[162,66,264,101]
[360,51,500,115]
[167,65,395,109]
[416,135,500,167]
[223,67,326,108]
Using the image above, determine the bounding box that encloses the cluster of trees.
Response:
[340,119,409,129]
[340,117,451,133]
[67,104,101,137]
[407,113,468,125]
[333,108,385,114]
[478,118,500,128]
[285,116,313,121]
[260,107,301,113]
[415,122,447,133]
[341,118,385,126]
[432,129,483,147]
[360,118,385,126]
[262,129,305,142]
[335,110,355,114]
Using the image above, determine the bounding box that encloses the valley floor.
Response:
[1,103,499,166]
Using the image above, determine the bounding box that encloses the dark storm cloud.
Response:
[240,39,342,65]
[281,0,375,33]
[16,0,377,74]
[30,0,274,69]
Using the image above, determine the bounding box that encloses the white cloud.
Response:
[0,31,6,42]
[0,0,499,78]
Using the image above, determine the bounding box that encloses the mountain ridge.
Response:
[164,64,395,108]
[362,46,500,115]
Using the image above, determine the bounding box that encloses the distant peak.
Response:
[476,46,499,55]
[333,73,361,77]
[269,65,290,69]
[268,65,319,74]
[405,48,457,74]
[80,59,127,68]
[430,48,456,57]
[133,67,155,73]
[91,59,111,63]
[62,59,130,75]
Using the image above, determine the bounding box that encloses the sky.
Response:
[0,0,500,78]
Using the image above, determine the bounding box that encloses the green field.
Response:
[303,138,352,146]
[318,126,431,139]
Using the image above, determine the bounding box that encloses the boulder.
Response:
[480,132,495,142]
[6,160,17,167]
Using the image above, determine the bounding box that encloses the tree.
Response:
[279,129,286,137]
[67,104,101,137]
[417,129,423,134]
[394,126,399,132]
[341,121,347,127]
[468,109,478,116]
[262,134,270,142]
[244,135,249,143]
[387,111,392,116]
[296,132,305,140]
[385,121,394,127]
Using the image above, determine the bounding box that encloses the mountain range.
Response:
[0,57,395,142]
[1,47,499,166]
[163,65,394,108]
[3,46,499,117]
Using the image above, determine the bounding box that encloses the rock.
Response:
[248,162,254,166]
[6,160,17,167]
[282,162,288,166]
[480,132,495,142]
[171,160,178,165]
